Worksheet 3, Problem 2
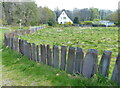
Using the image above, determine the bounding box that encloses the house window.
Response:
[63,17,66,19]
[64,22,66,24]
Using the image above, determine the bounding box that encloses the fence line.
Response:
[4,26,120,86]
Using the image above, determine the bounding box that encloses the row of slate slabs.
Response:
[4,27,120,85]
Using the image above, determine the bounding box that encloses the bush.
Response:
[64,22,72,27]
[81,21,93,25]
[73,17,79,24]
[48,18,56,26]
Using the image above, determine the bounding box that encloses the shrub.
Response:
[64,22,72,27]
[48,18,56,26]
[81,21,93,25]
[73,17,79,24]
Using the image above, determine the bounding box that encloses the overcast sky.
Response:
[35,0,119,11]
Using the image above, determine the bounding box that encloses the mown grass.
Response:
[20,27,118,57]
[1,27,119,86]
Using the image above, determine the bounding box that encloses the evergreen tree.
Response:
[73,17,79,24]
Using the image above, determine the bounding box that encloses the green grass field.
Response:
[20,27,118,57]
[1,26,119,86]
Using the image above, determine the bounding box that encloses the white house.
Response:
[58,10,73,24]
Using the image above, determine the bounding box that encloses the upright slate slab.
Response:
[82,49,98,78]
[15,38,19,52]
[22,40,27,56]
[10,37,14,49]
[19,39,23,54]
[98,50,112,77]
[66,47,75,74]
[29,43,32,60]
[111,53,120,85]
[47,45,52,66]
[27,43,31,60]
[9,37,11,48]
[74,47,84,74]
[13,38,15,50]
[36,45,40,62]
[60,46,67,70]
[21,40,24,55]
[6,34,9,47]
[24,41,29,58]
[26,30,30,34]
[4,33,7,46]
[4,34,8,46]
[40,44,46,64]
[53,45,59,68]
[34,45,39,62]
[31,43,35,61]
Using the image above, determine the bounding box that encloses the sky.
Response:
[34,0,119,11]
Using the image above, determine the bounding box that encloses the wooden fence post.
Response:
[82,49,98,78]
[40,44,46,64]
[98,50,112,77]
[53,45,59,68]
[111,53,120,85]
[60,46,67,70]
[74,47,84,74]
[47,45,52,66]
[66,47,75,74]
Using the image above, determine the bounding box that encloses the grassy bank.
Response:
[2,46,117,86]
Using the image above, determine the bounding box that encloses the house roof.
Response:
[58,9,73,21]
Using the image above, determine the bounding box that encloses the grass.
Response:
[2,46,117,86]
[1,26,119,86]
[20,27,118,57]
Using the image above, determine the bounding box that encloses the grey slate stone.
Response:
[82,49,98,78]
[66,47,75,74]
[98,50,112,77]
[111,53,120,85]
[60,46,67,71]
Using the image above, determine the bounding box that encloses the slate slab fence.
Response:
[4,26,120,86]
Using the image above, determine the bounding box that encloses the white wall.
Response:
[58,11,73,24]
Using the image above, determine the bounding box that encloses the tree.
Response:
[106,10,118,23]
[54,7,61,21]
[99,10,112,20]
[90,8,99,21]
[38,7,56,24]
[73,17,79,24]
[2,1,38,26]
